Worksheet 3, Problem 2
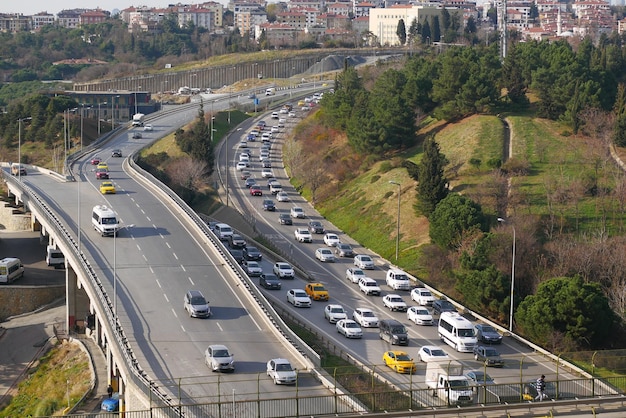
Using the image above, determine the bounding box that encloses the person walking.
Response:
[535,375,546,401]
[107,384,113,398]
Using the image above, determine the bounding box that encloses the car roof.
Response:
[208,344,229,350]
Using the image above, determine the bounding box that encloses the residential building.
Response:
[236,9,268,36]
[57,9,85,29]
[276,11,308,29]
[80,9,110,26]
[31,12,55,31]
[369,4,444,46]
[0,13,31,32]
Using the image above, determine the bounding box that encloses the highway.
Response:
[14,97,332,408]
[217,98,593,403]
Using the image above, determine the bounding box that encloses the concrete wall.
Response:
[0,285,65,321]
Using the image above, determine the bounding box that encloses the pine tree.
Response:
[416,137,449,217]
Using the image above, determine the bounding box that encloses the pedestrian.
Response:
[107,384,113,398]
[535,375,546,401]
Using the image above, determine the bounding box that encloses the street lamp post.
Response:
[497,217,516,332]
[225,127,242,207]
[389,181,401,261]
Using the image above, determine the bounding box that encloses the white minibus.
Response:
[0,257,25,283]
[438,311,478,353]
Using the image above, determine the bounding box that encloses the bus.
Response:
[0,258,25,283]
[438,311,477,353]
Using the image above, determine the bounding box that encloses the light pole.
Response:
[389,181,401,261]
[134,86,141,115]
[17,117,31,181]
[225,127,242,207]
[497,217,516,332]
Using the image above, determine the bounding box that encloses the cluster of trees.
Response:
[396,8,478,47]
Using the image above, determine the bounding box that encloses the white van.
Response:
[92,205,119,237]
[46,246,65,268]
[438,312,478,353]
[265,87,275,96]
[0,258,25,283]
[214,223,233,241]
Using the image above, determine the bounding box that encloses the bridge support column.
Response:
[65,265,78,332]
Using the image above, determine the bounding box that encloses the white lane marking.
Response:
[188,277,195,286]
[173,253,178,260]
[146,217,151,222]
[180,324,186,332]
[166,242,171,249]
[163,293,169,302]
[180,265,186,272]
[136,244,142,251]
[156,279,162,288]
[159,233,165,239]
[216,322,223,332]
[142,254,147,261]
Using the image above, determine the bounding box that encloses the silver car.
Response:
[205,344,235,372]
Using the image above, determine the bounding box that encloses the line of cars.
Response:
[90,151,122,194]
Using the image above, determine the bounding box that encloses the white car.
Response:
[323,233,340,247]
[276,191,289,202]
[271,126,280,133]
[143,124,153,131]
[273,262,295,279]
[259,152,270,161]
[324,304,348,323]
[417,345,450,363]
[205,344,235,372]
[239,153,250,161]
[382,294,408,312]
[359,277,381,296]
[407,306,434,326]
[261,168,274,178]
[290,206,305,218]
[267,358,297,385]
[386,269,411,291]
[294,228,312,243]
[236,162,247,171]
[354,254,375,269]
[288,111,296,117]
[352,308,379,328]
[315,248,335,262]
[250,130,259,137]
[287,289,311,307]
[271,112,279,119]
[411,287,436,306]
[336,319,363,339]
[346,268,366,284]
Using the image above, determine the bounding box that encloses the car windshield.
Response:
[313,286,325,291]
[102,217,117,225]
[295,291,307,297]
[247,247,259,253]
[213,349,230,357]
[458,328,475,337]
[247,262,259,268]
[345,322,359,328]
[396,354,411,361]
[421,290,432,296]
[365,282,376,287]
[361,256,371,261]
[485,349,499,356]
[416,308,429,315]
[431,349,446,356]
[481,325,497,333]
[362,311,375,317]
[331,308,344,313]
[276,363,292,372]
[322,250,331,254]
[449,380,470,390]
[395,274,408,281]
[390,297,403,303]
[191,296,206,304]
[392,326,407,334]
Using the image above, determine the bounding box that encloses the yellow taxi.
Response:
[97,162,109,171]
[383,351,416,374]
[305,283,329,301]
[99,181,116,194]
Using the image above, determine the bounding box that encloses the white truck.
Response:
[425,361,474,405]
[131,113,145,127]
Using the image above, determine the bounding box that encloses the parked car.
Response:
[336,319,363,339]
[315,248,335,262]
[335,242,354,257]
[473,345,505,367]
[411,287,436,306]
[352,308,380,328]
[273,262,295,279]
[308,221,325,234]
[242,246,262,261]
[242,260,262,276]
[417,345,449,362]
[474,324,503,344]
[287,289,311,307]
[407,306,434,326]
[259,273,282,290]
[278,213,293,225]
[323,233,340,247]
[324,304,347,323]
[205,344,235,372]
[267,358,297,385]
[382,294,408,312]
[354,254,375,269]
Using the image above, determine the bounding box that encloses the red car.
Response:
[250,185,262,196]
[90,156,101,165]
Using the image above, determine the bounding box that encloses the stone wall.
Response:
[0,285,65,321]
